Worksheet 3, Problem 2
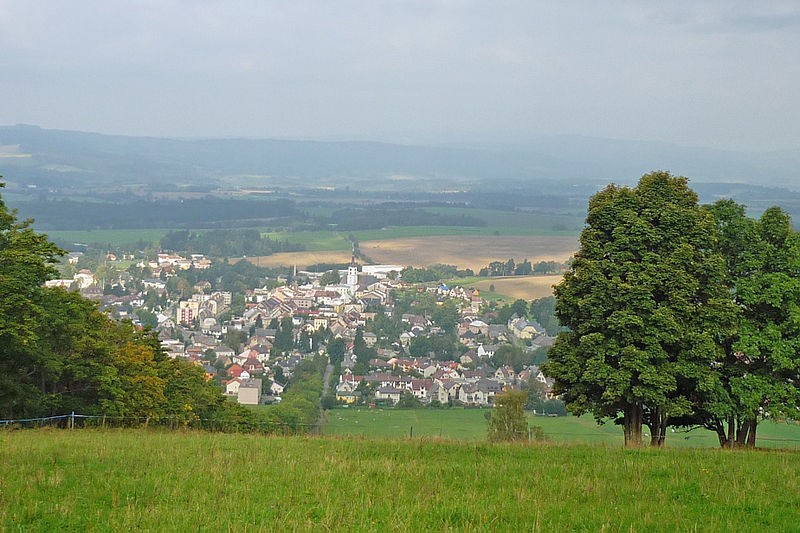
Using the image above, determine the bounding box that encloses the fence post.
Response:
[410,425,413,438]
[70,412,75,430]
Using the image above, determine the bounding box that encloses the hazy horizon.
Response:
[2,1,799,153]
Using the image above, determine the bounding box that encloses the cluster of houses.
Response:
[335,357,554,407]
[52,252,558,408]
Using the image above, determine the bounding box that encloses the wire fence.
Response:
[5,413,800,448]
[0,412,324,436]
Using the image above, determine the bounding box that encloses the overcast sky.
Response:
[2,1,799,151]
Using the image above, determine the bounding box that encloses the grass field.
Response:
[2,429,800,530]
[324,408,800,449]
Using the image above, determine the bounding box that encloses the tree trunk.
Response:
[723,416,736,448]
[746,418,757,448]
[715,427,728,448]
[647,406,668,448]
[623,402,644,448]
[735,417,750,448]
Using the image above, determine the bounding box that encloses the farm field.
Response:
[324,408,800,449]
[249,234,578,271]
[467,275,563,301]
[359,235,577,272]
[2,429,800,530]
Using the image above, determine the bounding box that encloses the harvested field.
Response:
[360,235,578,272]
[244,250,355,268]
[245,235,577,271]
[468,275,562,300]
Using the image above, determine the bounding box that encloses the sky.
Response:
[1,1,799,152]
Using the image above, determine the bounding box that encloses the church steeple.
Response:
[346,252,358,288]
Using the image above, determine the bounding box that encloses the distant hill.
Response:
[2,124,799,190]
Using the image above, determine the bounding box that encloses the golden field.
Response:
[244,235,577,276]
[468,275,563,300]
[360,235,577,272]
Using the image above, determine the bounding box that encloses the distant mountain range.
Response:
[1,124,798,190]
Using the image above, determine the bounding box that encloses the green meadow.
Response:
[40,206,583,251]
[325,408,800,449]
[2,429,799,531]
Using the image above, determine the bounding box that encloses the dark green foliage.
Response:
[367,308,401,347]
[160,229,304,257]
[479,259,565,277]
[544,172,735,447]
[529,296,560,336]
[490,345,528,373]
[167,260,286,294]
[272,316,295,355]
[262,354,326,430]
[431,300,460,334]
[691,201,800,447]
[397,391,422,408]
[326,338,346,366]
[408,335,464,361]
[0,181,246,427]
[399,264,471,283]
[318,269,341,286]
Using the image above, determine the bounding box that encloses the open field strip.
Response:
[359,235,577,272]
[467,275,563,300]
[325,408,800,449]
[2,429,799,530]
[249,234,578,271]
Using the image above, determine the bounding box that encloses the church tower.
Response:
[346,254,359,289]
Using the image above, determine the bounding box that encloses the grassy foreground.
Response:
[1,430,799,531]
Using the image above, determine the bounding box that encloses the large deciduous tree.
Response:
[543,172,733,447]
[0,181,244,425]
[0,183,63,416]
[693,201,800,447]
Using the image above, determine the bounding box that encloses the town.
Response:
[49,248,562,414]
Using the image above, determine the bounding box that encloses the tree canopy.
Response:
[544,172,736,447]
[0,181,247,425]
[689,201,800,447]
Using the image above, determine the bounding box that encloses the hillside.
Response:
[3,124,800,190]
[2,430,799,530]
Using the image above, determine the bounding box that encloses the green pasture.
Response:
[264,230,352,251]
[266,223,579,254]
[38,204,583,251]
[424,206,585,233]
[324,408,800,449]
[2,429,800,530]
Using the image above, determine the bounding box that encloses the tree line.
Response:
[544,172,800,448]
[478,258,566,277]
[16,197,301,230]
[160,229,304,257]
[319,207,487,231]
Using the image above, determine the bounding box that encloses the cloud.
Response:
[0,1,798,151]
